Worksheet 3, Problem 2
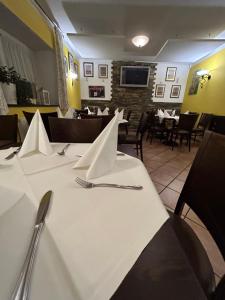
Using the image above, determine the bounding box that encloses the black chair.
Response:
[208,115,225,135]
[119,110,132,135]
[80,114,114,131]
[192,113,213,141]
[172,130,225,298]
[171,113,199,151]
[23,111,58,141]
[149,116,176,144]
[49,117,102,143]
[118,112,150,161]
[0,114,19,149]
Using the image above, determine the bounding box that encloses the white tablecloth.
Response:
[0,144,168,300]
[158,115,179,124]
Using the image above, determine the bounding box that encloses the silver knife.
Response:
[11,191,52,300]
[4,146,21,160]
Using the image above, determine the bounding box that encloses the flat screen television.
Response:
[120,66,150,87]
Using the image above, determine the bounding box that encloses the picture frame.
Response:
[42,89,50,105]
[165,67,177,81]
[64,55,68,78]
[189,71,200,95]
[68,52,75,73]
[155,84,166,98]
[170,85,181,98]
[83,62,94,77]
[89,86,105,98]
[98,64,108,78]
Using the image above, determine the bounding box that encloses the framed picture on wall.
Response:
[165,67,177,81]
[170,85,181,98]
[83,62,94,77]
[42,90,50,105]
[68,52,75,73]
[98,64,108,78]
[189,71,200,95]
[155,84,166,98]
[89,86,105,98]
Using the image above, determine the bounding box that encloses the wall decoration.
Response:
[74,63,79,79]
[165,67,177,81]
[64,56,68,78]
[89,86,105,98]
[170,85,181,98]
[155,84,166,98]
[68,52,75,73]
[189,71,200,95]
[83,62,94,77]
[98,64,108,78]
[42,89,50,105]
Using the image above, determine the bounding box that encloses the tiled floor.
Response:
[119,137,225,283]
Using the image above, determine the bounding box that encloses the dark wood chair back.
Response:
[80,114,114,130]
[198,113,213,129]
[0,114,18,148]
[126,110,132,121]
[137,112,151,136]
[49,117,102,143]
[23,111,58,140]
[208,115,225,135]
[175,130,225,260]
[178,113,199,131]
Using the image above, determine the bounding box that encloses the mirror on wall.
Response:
[0,3,58,106]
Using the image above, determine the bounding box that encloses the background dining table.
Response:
[0,143,207,300]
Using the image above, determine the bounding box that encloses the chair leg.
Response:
[188,135,191,152]
[140,142,143,161]
[136,143,139,156]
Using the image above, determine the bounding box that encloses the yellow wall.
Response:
[1,0,54,48]
[2,0,81,112]
[63,46,81,109]
[8,106,58,118]
[182,47,225,116]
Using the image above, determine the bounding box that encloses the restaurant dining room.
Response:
[0,0,225,299]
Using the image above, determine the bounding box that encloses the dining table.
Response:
[0,143,207,300]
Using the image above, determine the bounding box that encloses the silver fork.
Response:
[75,177,143,190]
[4,146,21,160]
[57,144,70,156]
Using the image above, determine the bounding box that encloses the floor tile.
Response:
[150,169,175,186]
[185,209,206,228]
[152,181,165,193]
[185,219,225,277]
[176,169,190,182]
[160,187,180,210]
[168,178,185,193]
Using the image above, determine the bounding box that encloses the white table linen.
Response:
[0,144,169,300]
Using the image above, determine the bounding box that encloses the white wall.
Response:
[153,63,190,103]
[80,59,112,101]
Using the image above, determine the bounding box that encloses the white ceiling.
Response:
[40,0,225,63]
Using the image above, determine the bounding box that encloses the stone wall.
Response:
[82,61,182,128]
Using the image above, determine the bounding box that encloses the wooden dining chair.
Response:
[208,115,225,135]
[80,114,114,130]
[192,113,213,141]
[172,130,225,299]
[49,117,102,143]
[171,113,199,151]
[23,111,58,141]
[0,114,19,149]
[118,112,150,161]
[119,110,132,135]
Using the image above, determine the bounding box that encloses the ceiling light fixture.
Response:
[132,35,149,48]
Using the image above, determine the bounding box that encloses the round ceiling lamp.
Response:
[132,35,149,48]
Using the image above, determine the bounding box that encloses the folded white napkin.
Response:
[157,109,164,117]
[97,108,103,116]
[184,111,189,114]
[57,107,64,118]
[118,109,124,121]
[65,107,74,119]
[171,110,176,117]
[73,113,120,179]
[84,106,92,115]
[18,110,53,158]
[164,110,171,118]
[102,107,109,116]
[114,108,119,115]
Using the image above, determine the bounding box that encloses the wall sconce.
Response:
[70,71,78,86]
[196,70,211,88]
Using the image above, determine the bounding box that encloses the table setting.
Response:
[0,110,207,300]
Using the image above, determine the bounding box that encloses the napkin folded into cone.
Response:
[84,106,92,115]
[73,113,120,179]
[18,110,53,158]
[164,110,171,118]
[102,107,109,116]
[118,109,124,121]
[57,107,64,118]
[64,107,74,119]
[97,108,103,116]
